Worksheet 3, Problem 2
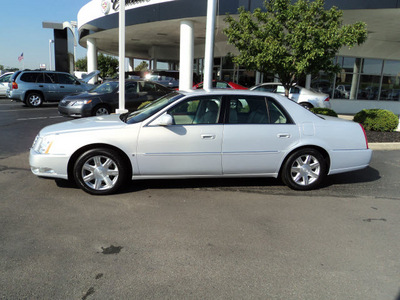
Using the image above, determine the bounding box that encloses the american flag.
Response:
[18,53,24,62]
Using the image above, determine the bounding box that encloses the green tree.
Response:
[75,57,87,71]
[224,0,367,96]
[75,54,119,79]
[135,61,149,72]
[97,53,118,79]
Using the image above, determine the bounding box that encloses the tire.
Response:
[26,92,43,107]
[299,102,313,110]
[92,105,111,116]
[73,148,128,195]
[281,148,327,190]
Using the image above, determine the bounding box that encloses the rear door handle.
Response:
[278,133,291,138]
[201,134,216,140]
[60,86,65,88]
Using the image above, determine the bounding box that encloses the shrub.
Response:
[353,109,399,132]
[310,107,338,117]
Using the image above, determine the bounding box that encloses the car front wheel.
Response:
[281,148,327,190]
[92,105,111,116]
[73,148,128,195]
[26,92,43,107]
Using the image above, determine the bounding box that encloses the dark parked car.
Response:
[58,79,172,117]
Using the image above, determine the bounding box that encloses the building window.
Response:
[313,56,400,101]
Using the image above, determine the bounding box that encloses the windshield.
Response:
[123,92,183,124]
[90,81,118,93]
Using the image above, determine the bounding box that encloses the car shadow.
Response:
[54,166,381,195]
[323,166,380,187]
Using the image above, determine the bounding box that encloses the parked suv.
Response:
[7,70,96,107]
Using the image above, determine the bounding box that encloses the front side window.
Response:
[125,92,183,124]
[58,74,76,85]
[214,81,229,88]
[125,82,138,94]
[0,74,12,82]
[139,81,156,92]
[44,73,57,84]
[168,96,222,125]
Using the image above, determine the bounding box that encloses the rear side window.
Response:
[227,95,292,124]
[20,73,43,83]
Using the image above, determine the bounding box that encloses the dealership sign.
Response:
[101,0,173,15]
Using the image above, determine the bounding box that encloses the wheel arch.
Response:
[278,145,331,177]
[67,143,133,181]
[92,103,112,115]
[25,90,45,102]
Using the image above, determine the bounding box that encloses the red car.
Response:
[192,80,247,90]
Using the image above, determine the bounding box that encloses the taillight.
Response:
[359,123,369,149]
[11,82,18,90]
[324,97,330,102]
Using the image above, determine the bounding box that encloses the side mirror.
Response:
[154,114,173,126]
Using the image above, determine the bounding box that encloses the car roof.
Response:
[177,88,281,98]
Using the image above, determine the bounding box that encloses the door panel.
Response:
[222,95,299,174]
[137,125,223,175]
[136,95,223,175]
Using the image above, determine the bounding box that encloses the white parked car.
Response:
[30,90,371,195]
[250,82,331,109]
[0,72,13,97]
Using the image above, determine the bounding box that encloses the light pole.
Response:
[49,39,54,70]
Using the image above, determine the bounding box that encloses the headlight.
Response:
[32,135,55,154]
[70,100,92,106]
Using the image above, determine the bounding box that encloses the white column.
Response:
[128,58,134,72]
[179,20,194,91]
[87,38,97,84]
[255,71,261,85]
[203,0,217,91]
[305,74,312,89]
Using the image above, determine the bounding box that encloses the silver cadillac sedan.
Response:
[30,90,372,195]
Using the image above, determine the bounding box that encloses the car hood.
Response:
[79,70,100,83]
[39,114,125,136]
[63,91,108,100]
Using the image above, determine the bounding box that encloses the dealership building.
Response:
[49,0,400,114]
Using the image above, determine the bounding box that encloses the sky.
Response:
[0,0,90,70]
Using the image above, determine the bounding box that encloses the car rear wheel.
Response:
[281,148,327,190]
[92,105,111,116]
[73,148,128,195]
[26,92,43,107]
[299,102,313,109]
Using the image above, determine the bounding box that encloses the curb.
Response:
[368,143,400,151]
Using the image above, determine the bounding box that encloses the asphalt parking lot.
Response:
[0,99,399,299]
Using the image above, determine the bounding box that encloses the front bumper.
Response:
[29,148,70,180]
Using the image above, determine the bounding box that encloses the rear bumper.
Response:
[328,148,373,175]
